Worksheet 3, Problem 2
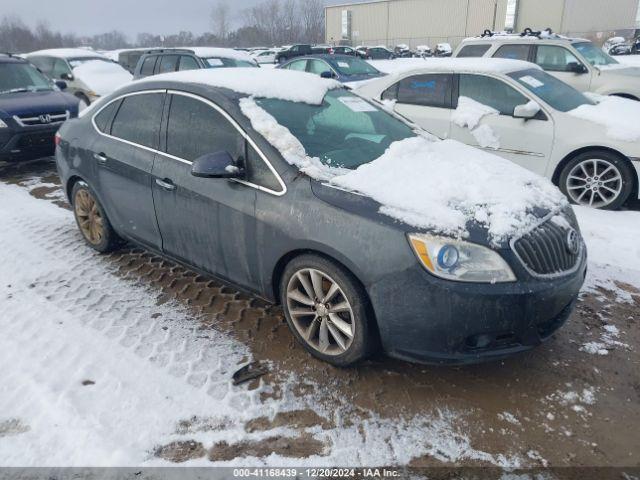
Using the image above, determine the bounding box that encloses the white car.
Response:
[252,49,278,64]
[454,33,640,100]
[356,58,640,209]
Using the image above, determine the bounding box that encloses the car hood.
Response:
[598,65,640,78]
[0,90,78,117]
[73,61,133,96]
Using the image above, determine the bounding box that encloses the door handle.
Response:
[93,152,107,165]
[155,178,176,191]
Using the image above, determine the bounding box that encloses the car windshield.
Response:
[573,42,619,66]
[0,62,53,94]
[68,57,112,68]
[203,57,257,68]
[331,57,380,76]
[256,90,415,169]
[508,68,595,112]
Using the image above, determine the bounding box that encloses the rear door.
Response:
[449,74,554,175]
[382,73,454,139]
[151,91,258,287]
[91,91,166,249]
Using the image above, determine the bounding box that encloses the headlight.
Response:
[408,233,516,283]
[0,119,8,128]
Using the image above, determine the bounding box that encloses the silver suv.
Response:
[454,29,640,100]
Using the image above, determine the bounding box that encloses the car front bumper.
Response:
[368,251,587,365]
[0,124,61,161]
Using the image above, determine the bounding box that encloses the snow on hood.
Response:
[73,60,133,96]
[139,68,342,105]
[568,95,640,142]
[239,97,566,244]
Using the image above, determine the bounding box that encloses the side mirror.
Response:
[513,101,541,120]
[55,80,67,90]
[567,62,588,74]
[191,151,244,179]
[320,70,335,79]
[60,72,74,81]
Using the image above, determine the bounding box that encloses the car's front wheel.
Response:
[280,254,376,367]
[559,151,634,210]
[72,181,122,253]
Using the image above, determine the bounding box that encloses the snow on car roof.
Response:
[186,47,255,62]
[26,48,108,59]
[369,58,541,75]
[138,68,342,104]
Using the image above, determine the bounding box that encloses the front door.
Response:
[450,74,554,175]
[533,45,592,92]
[151,92,258,286]
[92,91,165,249]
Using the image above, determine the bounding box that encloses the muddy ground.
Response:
[1,158,638,469]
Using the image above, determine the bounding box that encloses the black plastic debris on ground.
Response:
[232,361,269,386]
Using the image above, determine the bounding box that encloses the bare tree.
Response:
[211,0,230,44]
[300,0,325,44]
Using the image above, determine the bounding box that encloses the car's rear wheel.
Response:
[72,182,121,253]
[280,254,375,367]
[559,151,634,210]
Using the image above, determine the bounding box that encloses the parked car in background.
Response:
[133,47,258,80]
[394,44,413,58]
[251,49,278,64]
[275,44,313,64]
[416,45,433,57]
[311,45,334,55]
[434,43,453,57]
[105,48,149,73]
[278,54,385,83]
[333,46,358,56]
[454,32,640,100]
[602,37,629,56]
[56,68,585,366]
[355,46,368,58]
[0,54,78,162]
[356,58,640,209]
[364,46,396,60]
[26,49,132,108]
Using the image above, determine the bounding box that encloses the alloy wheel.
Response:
[74,189,104,245]
[565,158,623,208]
[286,268,355,356]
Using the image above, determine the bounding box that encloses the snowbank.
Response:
[568,95,640,142]
[141,68,342,105]
[73,60,133,96]
[240,97,565,243]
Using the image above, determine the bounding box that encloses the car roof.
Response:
[26,48,108,59]
[461,33,589,45]
[372,58,541,75]
[0,54,27,63]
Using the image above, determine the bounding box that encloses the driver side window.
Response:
[308,59,330,75]
[458,74,528,116]
[52,59,71,79]
[535,46,582,72]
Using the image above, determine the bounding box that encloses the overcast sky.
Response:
[3,0,366,38]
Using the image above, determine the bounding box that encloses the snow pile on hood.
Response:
[452,96,500,149]
[186,47,255,63]
[73,60,133,96]
[568,95,640,142]
[141,68,342,105]
[240,98,565,243]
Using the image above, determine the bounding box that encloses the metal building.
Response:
[325,0,640,48]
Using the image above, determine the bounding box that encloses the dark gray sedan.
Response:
[55,70,587,367]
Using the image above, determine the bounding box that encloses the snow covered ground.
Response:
[0,163,639,468]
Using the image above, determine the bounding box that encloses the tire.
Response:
[71,181,122,253]
[559,150,634,210]
[280,254,376,367]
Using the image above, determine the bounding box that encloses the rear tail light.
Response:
[54,133,62,146]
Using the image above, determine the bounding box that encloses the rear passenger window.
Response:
[493,44,531,60]
[166,94,242,162]
[458,74,528,116]
[457,44,491,58]
[158,55,179,74]
[94,100,121,134]
[178,56,199,71]
[111,93,164,148]
[140,56,157,76]
[397,74,452,108]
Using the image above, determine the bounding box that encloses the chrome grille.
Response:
[512,216,583,277]
[13,111,69,127]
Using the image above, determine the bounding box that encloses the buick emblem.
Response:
[566,228,580,255]
[39,114,52,124]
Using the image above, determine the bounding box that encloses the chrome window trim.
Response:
[90,88,287,197]
[508,209,586,280]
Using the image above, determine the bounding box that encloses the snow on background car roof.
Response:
[238,95,566,244]
[26,48,108,59]
[138,68,342,104]
[72,60,133,96]
[368,57,541,75]
[187,47,255,62]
